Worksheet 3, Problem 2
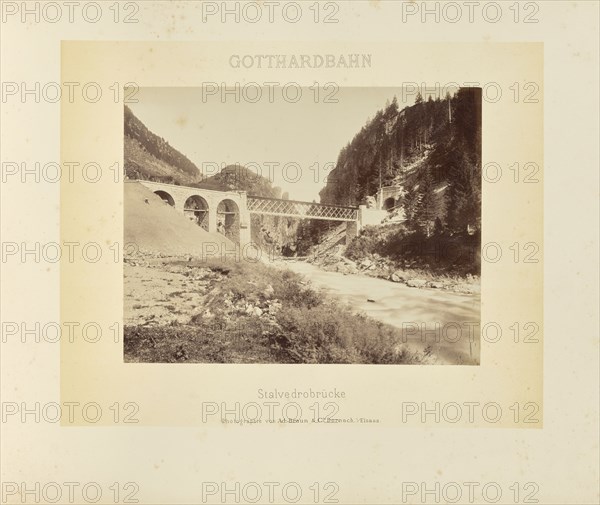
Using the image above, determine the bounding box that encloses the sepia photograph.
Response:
[3,1,598,502]
[123,86,481,365]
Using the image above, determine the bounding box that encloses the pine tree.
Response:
[415,168,436,236]
[402,183,421,231]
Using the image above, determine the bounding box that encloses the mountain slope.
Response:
[124,106,201,185]
[193,164,281,198]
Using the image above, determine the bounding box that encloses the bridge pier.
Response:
[356,205,388,234]
[239,191,252,249]
[237,192,252,251]
[174,199,184,213]
[207,204,218,238]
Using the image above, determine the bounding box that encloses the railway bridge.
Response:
[130,180,387,248]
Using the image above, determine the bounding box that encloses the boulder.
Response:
[406,278,427,288]
[360,259,373,269]
[336,263,358,275]
[390,272,404,283]
[267,302,282,314]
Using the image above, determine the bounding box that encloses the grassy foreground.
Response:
[124,256,432,364]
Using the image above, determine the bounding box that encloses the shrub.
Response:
[270,302,414,364]
[344,226,382,261]
[270,270,323,309]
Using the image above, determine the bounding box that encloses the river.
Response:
[274,259,480,365]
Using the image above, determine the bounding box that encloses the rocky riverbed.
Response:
[303,245,480,295]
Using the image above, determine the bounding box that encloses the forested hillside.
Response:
[320,88,481,236]
[124,106,201,185]
[193,164,282,198]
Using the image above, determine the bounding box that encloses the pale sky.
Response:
[128,87,420,202]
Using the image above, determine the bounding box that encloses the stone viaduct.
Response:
[131,180,389,249]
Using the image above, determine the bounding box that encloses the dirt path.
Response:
[273,259,481,365]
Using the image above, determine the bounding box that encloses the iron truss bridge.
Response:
[247,196,358,222]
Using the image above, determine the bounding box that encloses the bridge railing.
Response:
[247,196,358,221]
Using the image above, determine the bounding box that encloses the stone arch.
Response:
[217,198,240,243]
[383,197,396,211]
[154,190,175,207]
[184,195,209,231]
